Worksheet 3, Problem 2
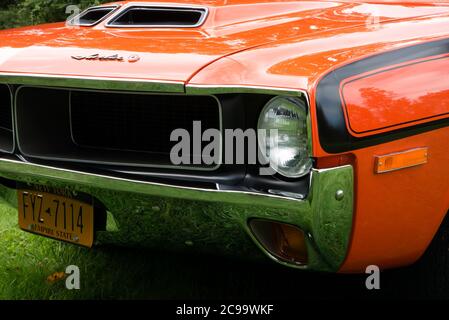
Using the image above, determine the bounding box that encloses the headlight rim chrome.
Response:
[257,95,313,179]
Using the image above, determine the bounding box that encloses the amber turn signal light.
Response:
[249,219,308,265]
[315,153,355,169]
[375,147,428,174]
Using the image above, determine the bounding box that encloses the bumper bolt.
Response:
[335,190,345,201]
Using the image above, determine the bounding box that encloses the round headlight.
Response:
[258,96,312,178]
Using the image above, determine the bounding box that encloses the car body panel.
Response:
[189,12,449,92]
[337,127,449,272]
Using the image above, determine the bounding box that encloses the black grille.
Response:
[0,85,12,131]
[70,91,220,155]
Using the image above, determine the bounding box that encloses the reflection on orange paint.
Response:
[341,56,449,136]
[1,1,448,86]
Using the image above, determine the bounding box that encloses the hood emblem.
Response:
[127,55,141,63]
[71,53,140,63]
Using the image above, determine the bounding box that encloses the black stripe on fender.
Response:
[316,38,449,154]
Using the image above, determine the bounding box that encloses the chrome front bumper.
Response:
[0,159,353,272]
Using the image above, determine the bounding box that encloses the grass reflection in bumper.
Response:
[0,159,353,272]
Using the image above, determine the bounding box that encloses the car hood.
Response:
[0,0,448,84]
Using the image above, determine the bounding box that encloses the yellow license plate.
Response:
[18,189,94,247]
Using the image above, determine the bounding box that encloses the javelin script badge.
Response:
[71,53,140,63]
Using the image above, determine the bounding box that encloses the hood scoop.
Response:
[69,5,119,26]
[106,5,208,28]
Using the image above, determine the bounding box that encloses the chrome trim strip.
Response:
[0,84,14,154]
[15,85,223,172]
[306,99,313,158]
[105,4,209,28]
[0,158,307,202]
[0,73,185,93]
[186,84,308,97]
[68,5,121,27]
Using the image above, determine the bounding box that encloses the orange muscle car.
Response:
[0,0,448,293]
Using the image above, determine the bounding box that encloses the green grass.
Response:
[0,197,240,299]
[0,196,408,300]
[0,198,142,299]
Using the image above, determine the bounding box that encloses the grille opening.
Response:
[108,6,207,27]
[16,87,221,170]
[70,6,117,26]
[70,91,220,155]
[0,85,13,153]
